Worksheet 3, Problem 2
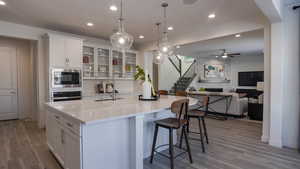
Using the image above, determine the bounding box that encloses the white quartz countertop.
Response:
[45,95,198,124]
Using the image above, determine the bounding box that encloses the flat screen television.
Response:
[238,71,264,86]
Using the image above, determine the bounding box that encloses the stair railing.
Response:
[174,60,196,93]
[168,55,182,77]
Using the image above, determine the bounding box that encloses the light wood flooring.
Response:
[0,119,299,169]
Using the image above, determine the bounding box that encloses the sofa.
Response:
[192,92,248,117]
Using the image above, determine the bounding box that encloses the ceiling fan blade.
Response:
[182,0,198,5]
[228,53,241,56]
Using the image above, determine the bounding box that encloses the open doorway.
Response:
[158,29,265,140]
[0,36,38,121]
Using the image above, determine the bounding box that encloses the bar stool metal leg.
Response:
[187,116,190,133]
[201,117,209,144]
[183,126,193,163]
[198,118,205,153]
[179,128,184,148]
[169,128,174,169]
[150,124,159,163]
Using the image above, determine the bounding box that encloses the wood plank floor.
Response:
[145,118,300,169]
[0,119,299,169]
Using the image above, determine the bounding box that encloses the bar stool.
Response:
[175,91,187,97]
[159,90,169,95]
[180,96,209,153]
[150,99,193,169]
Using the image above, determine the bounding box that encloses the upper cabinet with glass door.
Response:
[83,46,94,77]
[82,45,137,79]
[96,48,110,78]
[125,52,137,78]
[112,50,123,78]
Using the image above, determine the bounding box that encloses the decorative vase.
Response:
[143,71,152,99]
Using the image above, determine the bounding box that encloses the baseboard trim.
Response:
[269,139,283,148]
[0,113,18,121]
[261,135,269,143]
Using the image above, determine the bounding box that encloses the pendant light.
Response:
[153,23,165,64]
[159,2,174,57]
[110,0,134,51]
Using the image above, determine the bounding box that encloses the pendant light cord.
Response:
[119,0,124,32]
[156,23,161,47]
[120,0,123,20]
[162,3,168,35]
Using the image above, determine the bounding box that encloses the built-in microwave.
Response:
[52,68,82,88]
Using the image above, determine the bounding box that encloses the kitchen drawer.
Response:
[51,112,63,124]
[63,116,81,136]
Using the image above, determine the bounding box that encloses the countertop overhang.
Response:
[45,95,198,124]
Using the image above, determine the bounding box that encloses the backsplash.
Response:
[82,80,141,97]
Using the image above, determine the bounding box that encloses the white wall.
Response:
[262,24,271,143]
[281,6,300,148]
[269,22,285,148]
[188,55,264,91]
[255,0,300,149]
[158,58,181,91]
[262,5,300,149]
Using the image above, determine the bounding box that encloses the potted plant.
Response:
[134,65,157,97]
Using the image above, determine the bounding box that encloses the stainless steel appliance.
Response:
[52,68,82,88]
[52,91,82,102]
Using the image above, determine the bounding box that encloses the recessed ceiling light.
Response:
[235,34,241,38]
[86,22,94,27]
[208,13,216,19]
[167,26,174,31]
[176,45,180,49]
[215,55,219,58]
[139,35,144,39]
[110,5,118,11]
[0,1,6,6]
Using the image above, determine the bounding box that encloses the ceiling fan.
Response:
[214,49,241,59]
[182,0,199,5]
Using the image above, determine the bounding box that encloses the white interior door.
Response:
[0,47,18,120]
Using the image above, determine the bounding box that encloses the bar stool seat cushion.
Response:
[155,118,188,129]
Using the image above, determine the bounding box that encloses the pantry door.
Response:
[0,47,18,120]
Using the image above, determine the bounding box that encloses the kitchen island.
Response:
[45,95,197,169]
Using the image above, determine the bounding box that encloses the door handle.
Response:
[10,91,16,94]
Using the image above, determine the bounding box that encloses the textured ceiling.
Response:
[0,0,266,46]
[176,29,264,58]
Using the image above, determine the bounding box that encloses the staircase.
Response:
[168,55,182,76]
[169,58,197,94]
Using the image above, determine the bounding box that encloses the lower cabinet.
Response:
[46,112,82,169]
[64,129,81,169]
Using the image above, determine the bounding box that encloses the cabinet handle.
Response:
[66,122,73,128]
[66,58,70,65]
[61,129,65,144]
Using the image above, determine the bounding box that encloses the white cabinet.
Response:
[65,38,82,68]
[46,113,65,165]
[46,33,83,68]
[46,112,82,169]
[82,45,137,79]
[49,34,66,68]
[64,130,81,169]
